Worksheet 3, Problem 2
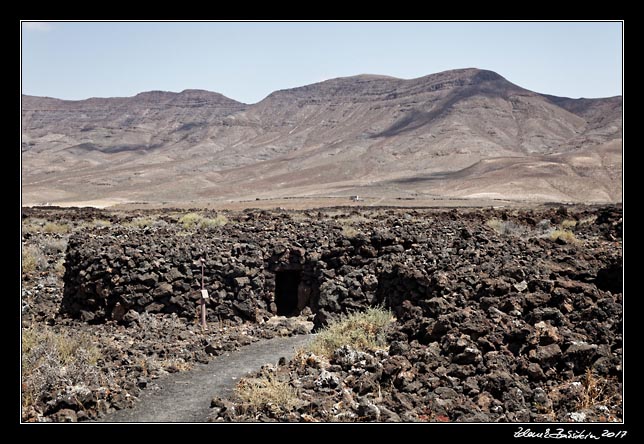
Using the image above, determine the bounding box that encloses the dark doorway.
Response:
[275,270,302,316]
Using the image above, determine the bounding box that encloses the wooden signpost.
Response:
[200,257,208,331]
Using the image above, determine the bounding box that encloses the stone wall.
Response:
[61,207,623,332]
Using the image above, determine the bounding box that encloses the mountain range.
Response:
[21,68,622,206]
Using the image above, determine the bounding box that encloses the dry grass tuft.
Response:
[308,306,394,358]
[549,229,578,244]
[123,216,156,229]
[201,215,228,229]
[578,215,598,226]
[22,245,47,275]
[54,258,66,277]
[43,222,70,234]
[577,369,619,411]
[235,372,299,411]
[92,219,112,228]
[179,213,228,230]
[561,219,578,229]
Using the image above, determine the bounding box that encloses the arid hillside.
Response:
[21,68,622,205]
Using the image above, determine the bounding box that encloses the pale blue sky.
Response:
[21,21,622,104]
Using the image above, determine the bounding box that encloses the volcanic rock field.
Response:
[21,204,622,422]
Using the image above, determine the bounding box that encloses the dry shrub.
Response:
[160,358,192,373]
[179,212,203,228]
[235,372,299,412]
[21,327,104,410]
[341,225,360,238]
[338,214,368,238]
[22,218,47,235]
[486,218,504,233]
[336,214,369,225]
[40,237,67,256]
[485,218,525,236]
[308,307,394,358]
[22,244,47,274]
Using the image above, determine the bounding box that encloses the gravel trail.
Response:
[99,334,314,422]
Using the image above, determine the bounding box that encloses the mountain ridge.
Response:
[22,68,620,105]
[21,68,622,206]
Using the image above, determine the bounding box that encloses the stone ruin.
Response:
[61,209,389,327]
[60,207,623,335]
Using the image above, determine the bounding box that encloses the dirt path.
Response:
[99,334,314,423]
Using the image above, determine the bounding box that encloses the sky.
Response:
[21,21,622,104]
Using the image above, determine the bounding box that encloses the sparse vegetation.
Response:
[179,212,228,230]
[201,215,228,229]
[40,237,67,256]
[43,222,70,234]
[576,369,619,411]
[336,214,369,225]
[235,371,300,412]
[22,218,41,235]
[578,215,598,226]
[561,219,578,229]
[485,218,504,233]
[123,216,156,229]
[92,219,112,228]
[549,229,578,243]
[336,214,368,238]
[160,357,193,373]
[341,225,360,238]
[21,327,104,409]
[54,258,66,277]
[308,306,394,358]
[485,218,525,236]
[178,212,203,228]
[22,244,47,274]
